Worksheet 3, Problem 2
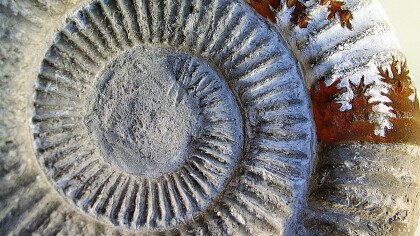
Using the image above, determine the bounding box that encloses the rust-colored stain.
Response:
[321,0,353,30]
[311,59,420,144]
[310,78,373,143]
[250,2,418,143]
[380,59,420,143]
[250,0,353,29]
[378,59,419,116]
[250,0,281,22]
[286,0,310,28]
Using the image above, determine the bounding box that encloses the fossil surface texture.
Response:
[0,0,419,235]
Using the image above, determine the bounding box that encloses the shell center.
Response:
[86,46,204,177]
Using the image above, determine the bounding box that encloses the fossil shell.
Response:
[0,0,419,235]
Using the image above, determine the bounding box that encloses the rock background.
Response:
[1,0,419,235]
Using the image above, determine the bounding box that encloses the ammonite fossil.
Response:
[0,0,419,235]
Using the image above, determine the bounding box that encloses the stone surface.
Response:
[1,0,312,234]
[302,143,420,235]
[0,0,419,235]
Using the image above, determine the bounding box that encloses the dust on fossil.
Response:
[86,45,203,177]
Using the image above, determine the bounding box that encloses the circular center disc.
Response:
[85,45,241,178]
[87,46,202,177]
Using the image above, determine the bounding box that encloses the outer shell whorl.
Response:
[302,144,420,235]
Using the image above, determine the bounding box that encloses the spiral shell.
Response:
[0,0,419,235]
[2,0,314,234]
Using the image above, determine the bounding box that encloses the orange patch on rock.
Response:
[286,0,310,28]
[250,0,308,27]
[311,70,420,144]
[250,0,353,29]
[310,79,377,143]
[321,0,353,30]
[250,0,280,22]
